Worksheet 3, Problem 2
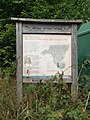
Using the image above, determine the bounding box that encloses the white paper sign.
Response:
[23,34,71,78]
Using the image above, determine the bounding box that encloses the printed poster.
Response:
[23,34,71,78]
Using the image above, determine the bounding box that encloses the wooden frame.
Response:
[11,18,82,101]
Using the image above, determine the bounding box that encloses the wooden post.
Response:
[16,22,23,102]
[71,24,78,98]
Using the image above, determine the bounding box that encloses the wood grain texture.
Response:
[16,22,23,102]
[71,24,78,97]
[11,17,82,23]
[23,23,71,34]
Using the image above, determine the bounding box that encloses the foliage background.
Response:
[0,0,90,69]
[0,0,90,119]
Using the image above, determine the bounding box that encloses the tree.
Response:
[0,0,90,69]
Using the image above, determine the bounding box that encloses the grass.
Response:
[0,69,90,120]
[0,76,90,120]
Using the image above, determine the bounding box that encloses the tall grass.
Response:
[0,80,89,119]
[0,67,90,119]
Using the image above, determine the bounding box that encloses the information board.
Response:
[23,34,71,79]
[11,17,82,101]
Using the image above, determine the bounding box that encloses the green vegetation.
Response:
[0,72,90,119]
[0,60,90,119]
[0,0,90,69]
[0,0,90,119]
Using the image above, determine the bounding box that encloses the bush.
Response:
[0,73,90,119]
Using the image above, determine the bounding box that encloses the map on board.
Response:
[41,45,69,69]
[23,34,71,78]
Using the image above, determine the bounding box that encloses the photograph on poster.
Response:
[23,34,71,78]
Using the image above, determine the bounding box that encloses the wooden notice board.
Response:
[11,18,82,101]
